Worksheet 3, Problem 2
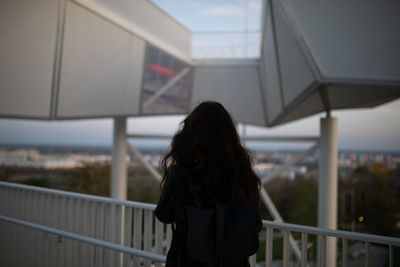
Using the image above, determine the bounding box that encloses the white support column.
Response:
[111,117,127,200]
[318,114,338,267]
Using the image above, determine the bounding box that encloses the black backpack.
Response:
[176,203,259,267]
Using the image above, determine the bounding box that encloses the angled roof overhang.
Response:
[259,0,400,126]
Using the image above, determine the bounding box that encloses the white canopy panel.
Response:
[0,0,58,119]
[191,60,266,126]
[260,0,400,126]
[57,1,145,118]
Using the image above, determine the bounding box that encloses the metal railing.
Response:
[0,181,170,267]
[1,181,399,267]
[262,220,400,267]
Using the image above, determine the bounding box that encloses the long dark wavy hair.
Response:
[161,101,260,204]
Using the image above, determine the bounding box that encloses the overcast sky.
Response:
[0,0,399,151]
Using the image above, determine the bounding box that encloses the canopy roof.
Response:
[0,0,399,127]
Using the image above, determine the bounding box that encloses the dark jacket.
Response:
[155,167,262,267]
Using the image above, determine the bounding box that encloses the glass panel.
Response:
[141,45,192,115]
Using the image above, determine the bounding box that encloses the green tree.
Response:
[286,178,318,226]
[68,162,111,196]
[342,163,400,237]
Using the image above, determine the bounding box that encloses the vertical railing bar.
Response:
[66,197,74,267]
[39,192,45,267]
[95,203,105,267]
[154,218,163,267]
[53,194,59,267]
[249,254,256,267]
[266,227,273,267]
[44,193,49,267]
[143,209,153,267]
[113,204,122,267]
[365,241,369,267]
[123,206,133,267]
[11,188,18,265]
[20,189,27,267]
[14,188,19,264]
[342,238,348,267]
[0,187,5,264]
[33,191,39,266]
[283,230,289,267]
[133,208,143,267]
[166,224,172,251]
[73,198,80,267]
[0,186,3,263]
[25,189,32,267]
[389,244,393,267]
[301,232,307,267]
[4,188,16,266]
[90,200,96,267]
[106,203,115,267]
[82,199,90,267]
[49,194,56,267]
[6,188,12,265]
[15,189,21,266]
[89,201,96,267]
[320,235,326,267]
[42,192,47,267]
[59,196,67,267]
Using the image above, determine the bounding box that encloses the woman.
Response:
[155,101,262,267]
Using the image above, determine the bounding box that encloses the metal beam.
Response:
[127,142,162,181]
[127,133,319,142]
[111,117,127,200]
[143,67,190,108]
[260,187,302,261]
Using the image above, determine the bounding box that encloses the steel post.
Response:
[111,117,127,200]
[318,115,338,267]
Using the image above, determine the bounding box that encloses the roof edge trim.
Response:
[72,0,193,64]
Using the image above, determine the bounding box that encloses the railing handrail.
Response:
[2,181,399,247]
[0,214,166,262]
[0,181,156,210]
[262,220,400,246]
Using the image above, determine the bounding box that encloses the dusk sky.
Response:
[0,0,399,151]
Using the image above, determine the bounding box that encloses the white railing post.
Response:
[143,209,153,267]
[301,232,308,267]
[266,227,273,267]
[342,239,348,267]
[111,116,127,200]
[318,114,338,267]
[133,207,143,266]
[123,206,133,267]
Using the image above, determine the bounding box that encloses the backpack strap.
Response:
[216,204,224,267]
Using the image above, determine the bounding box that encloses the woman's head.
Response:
[161,101,260,203]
